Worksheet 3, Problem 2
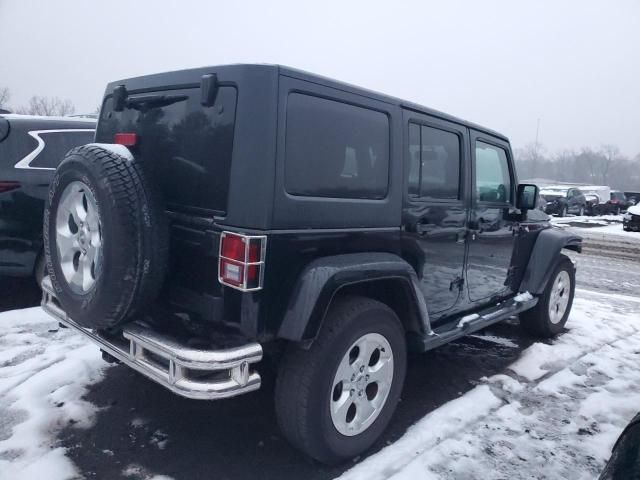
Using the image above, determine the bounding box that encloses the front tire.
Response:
[559,205,567,217]
[275,296,407,464]
[520,255,575,338]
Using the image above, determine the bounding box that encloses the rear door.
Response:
[466,131,518,303]
[401,111,470,320]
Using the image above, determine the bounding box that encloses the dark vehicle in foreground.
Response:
[0,114,95,285]
[623,205,640,231]
[41,64,582,464]
[540,186,587,216]
[599,412,640,479]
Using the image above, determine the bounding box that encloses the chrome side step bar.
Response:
[409,294,539,352]
[41,277,263,400]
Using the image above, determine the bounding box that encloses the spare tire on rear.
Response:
[43,144,168,329]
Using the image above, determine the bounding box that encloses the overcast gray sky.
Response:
[1,0,638,155]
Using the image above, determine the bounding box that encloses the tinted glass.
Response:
[0,127,37,167]
[30,131,95,168]
[475,141,511,202]
[99,86,237,214]
[408,123,460,200]
[285,93,389,199]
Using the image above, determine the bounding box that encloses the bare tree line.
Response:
[0,86,75,116]
[515,142,640,191]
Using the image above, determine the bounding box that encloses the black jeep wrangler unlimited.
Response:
[41,64,582,464]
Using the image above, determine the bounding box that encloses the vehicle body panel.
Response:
[0,115,95,276]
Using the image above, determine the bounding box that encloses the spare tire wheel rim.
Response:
[549,270,570,324]
[330,332,394,436]
[56,180,102,293]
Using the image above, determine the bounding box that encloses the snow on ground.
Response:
[551,214,640,241]
[0,307,107,480]
[339,292,640,480]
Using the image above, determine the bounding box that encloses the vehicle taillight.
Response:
[0,181,20,193]
[114,132,138,146]
[218,231,266,291]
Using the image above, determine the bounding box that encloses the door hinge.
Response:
[450,277,464,291]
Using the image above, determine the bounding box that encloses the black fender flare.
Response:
[519,227,582,295]
[277,252,431,342]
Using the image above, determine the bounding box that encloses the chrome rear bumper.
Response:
[41,277,263,400]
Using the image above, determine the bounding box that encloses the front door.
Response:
[402,113,469,321]
[466,131,518,303]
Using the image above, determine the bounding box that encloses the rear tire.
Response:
[275,296,407,465]
[559,205,567,217]
[44,145,168,329]
[520,255,575,338]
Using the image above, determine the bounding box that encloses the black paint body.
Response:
[0,115,95,277]
[94,64,580,349]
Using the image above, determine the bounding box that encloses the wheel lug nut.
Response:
[358,391,363,397]
[365,375,369,380]
[359,366,364,373]
[350,389,354,396]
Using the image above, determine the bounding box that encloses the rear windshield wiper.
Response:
[126,94,188,110]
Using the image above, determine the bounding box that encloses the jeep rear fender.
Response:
[277,253,431,342]
[519,227,582,295]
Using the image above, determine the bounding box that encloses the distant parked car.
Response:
[607,191,631,215]
[623,204,640,232]
[540,186,587,217]
[0,114,95,286]
[580,185,610,216]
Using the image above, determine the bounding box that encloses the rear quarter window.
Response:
[284,93,389,199]
[29,130,95,169]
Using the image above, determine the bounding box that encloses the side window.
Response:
[30,131,95,169]
[285,93,389,199]
[407,122,461,200]
[474,141,512,203]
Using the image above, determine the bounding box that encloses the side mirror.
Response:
[516,184,538,211]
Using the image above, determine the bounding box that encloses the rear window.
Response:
[284,93,389,199]
[98,86,237,214]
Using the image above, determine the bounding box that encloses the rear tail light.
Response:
[114,132,138,146]
[0,181,20,193]
[218,231,266,291]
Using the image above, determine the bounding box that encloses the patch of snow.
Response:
[513,291,533,302]
[338,386,502,480]
[122,463,175,480]
[456,313,479,328]
[89,142,134,160]
[469,334,518,349]
[0,307,108,480]
[339,291,640,480]
[627,204,640,215]
[131,417,148,428]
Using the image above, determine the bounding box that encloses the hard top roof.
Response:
[106,63,509,142]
